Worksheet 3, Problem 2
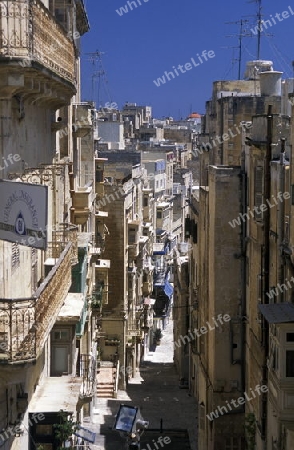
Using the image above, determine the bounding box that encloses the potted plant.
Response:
[154,328,163,345]
[53,410,79,449]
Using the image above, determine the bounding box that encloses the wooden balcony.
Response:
[0,0,76,103]
[0,242,73,363]
[143,280,153,296]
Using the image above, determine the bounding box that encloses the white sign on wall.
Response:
[0,180,48,249]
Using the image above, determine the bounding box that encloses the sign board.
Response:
[0,180,48,249]
[74,426,96,443]
[113,405,138,433]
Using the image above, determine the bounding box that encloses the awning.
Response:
[258,302,294,323]
[74,426,96,443]
[153,243,165,255]
[164,280,174,298]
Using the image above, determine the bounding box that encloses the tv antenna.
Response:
[85,50,113,108]
[225,19,251,79]
[247,0,273,60]
[248,0,262,59]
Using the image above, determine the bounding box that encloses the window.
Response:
[53,329,70,341]
[254,166,264,222]
[286,350,294,377]
[287,333,294,342]
[36,424,53,436]
[128,228,137,244]
[157,210,162,219]
[11,243,20,271]
[31,247,38,291]
[185,217,191,238]
[192,222,198,243]
[273,347,279,371]
[143,197,148,207]
[96,166,104,182]
[257,275,262,301]
[291,184,294,205]
[225,437,243,450]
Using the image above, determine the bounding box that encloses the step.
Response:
[97,385,114,398]
[97,392,114,398]
[97,383,114,390]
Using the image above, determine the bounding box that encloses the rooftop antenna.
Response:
[248,0,262,59]
[225,18,251,79]
[85,50,113,107]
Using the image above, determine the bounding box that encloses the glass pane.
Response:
[36,424,53,436]
[286,333,294,342]
[286,350,294,377]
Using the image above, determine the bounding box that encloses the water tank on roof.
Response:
[260,71,282,96]
[244,60,273,80]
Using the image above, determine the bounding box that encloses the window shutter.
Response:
[254,166,264,222]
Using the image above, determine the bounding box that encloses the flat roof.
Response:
[29,376,82,413]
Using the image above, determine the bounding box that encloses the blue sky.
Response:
[81,0,294,119]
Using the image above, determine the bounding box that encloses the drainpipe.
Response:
[277,138,286,301]
[69,162,75,223]
[261,104,273,444]
[239,141,247,396]
[220,94,224,165]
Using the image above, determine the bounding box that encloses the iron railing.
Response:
[0,243,72,363]
[79,345,97,398]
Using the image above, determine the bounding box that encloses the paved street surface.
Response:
[84,319,198,450]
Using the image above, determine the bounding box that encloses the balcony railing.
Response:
[77,232,105,256]
[46,223,78,265]
[0,243,73,363]
[79,348,96,399]
[127,317,142,337]
[0,0,76,86]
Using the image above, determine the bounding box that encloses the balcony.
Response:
[72,184,96,224]
[127,317,142,337]
[77,232,105,257]
[128,221,140,259]
[0,0,77,103]
[0,242,73,363]
[45,223,78,266]
[72,103,93,137]
[95,259,110,307]
[143,280,153,296]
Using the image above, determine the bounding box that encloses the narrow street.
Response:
[86,319,198,449]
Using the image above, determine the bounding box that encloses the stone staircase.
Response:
[96,361,117,398]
